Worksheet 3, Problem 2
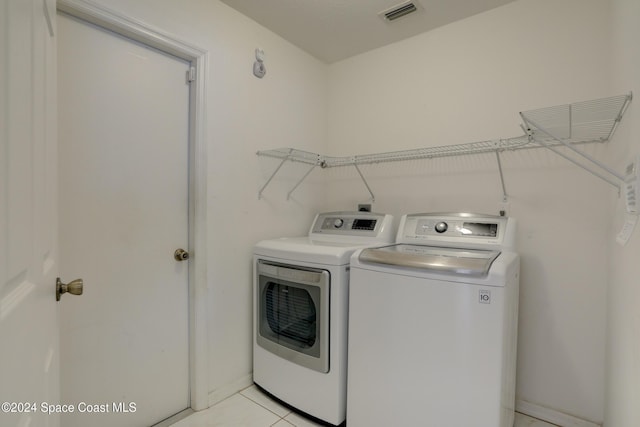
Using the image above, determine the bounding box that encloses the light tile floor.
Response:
[170,385,559,427]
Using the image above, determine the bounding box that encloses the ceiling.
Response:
[220,0,516,63]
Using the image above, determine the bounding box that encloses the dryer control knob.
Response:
[333,218,344,228]
[435,222,448,233]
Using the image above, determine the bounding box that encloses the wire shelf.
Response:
[256,148,321,166]
[257,93,632,199]
[520,93,631,144]
[257,136,534,169]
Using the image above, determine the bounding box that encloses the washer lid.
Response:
[359,244,501,276]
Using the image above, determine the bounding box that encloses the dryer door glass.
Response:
[265,282,317,349]
[256,261,330,373]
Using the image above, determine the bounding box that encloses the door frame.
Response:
[57,0,209,411]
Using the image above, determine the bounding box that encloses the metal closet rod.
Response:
[257,93,632,200]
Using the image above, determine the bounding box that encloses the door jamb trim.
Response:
[56,0,209,411]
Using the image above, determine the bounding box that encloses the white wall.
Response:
[326,0,612,423]
[62,0,640,424]
[606,0,640,425]
[84,0,329,404]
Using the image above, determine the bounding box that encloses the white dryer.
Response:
[253,211,394,426]
[347,213,520,427]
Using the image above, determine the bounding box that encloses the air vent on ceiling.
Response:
[380,1,419,22]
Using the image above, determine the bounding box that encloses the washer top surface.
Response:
[353,212,518,283]
[359,244,501,277]
[254,211,394,265]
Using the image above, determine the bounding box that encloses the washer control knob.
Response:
[333,218,344,228]
[435,222,448,233]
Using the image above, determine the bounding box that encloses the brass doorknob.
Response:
[174,248,189,261]
[56,277,83,301]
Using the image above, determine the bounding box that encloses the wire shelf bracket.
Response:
[257,151,290,200]
[257,93,632,201]
[353,163,375,202]
[495,151,508,202]
[287,164,317,200]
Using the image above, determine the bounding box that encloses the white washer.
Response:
[253,211,394,426]
[347,213,520,427]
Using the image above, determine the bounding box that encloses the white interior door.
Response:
[57,13,190,427]
[0,1,60,427]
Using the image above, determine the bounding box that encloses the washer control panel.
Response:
[415,219,498,238]
[397,213,515,249]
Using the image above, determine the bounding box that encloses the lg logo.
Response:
[479,290,491,304]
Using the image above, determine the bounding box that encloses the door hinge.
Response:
[186,67,196,83]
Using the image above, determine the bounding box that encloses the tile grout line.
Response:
[270,418,294,427]
[238,389,292,424]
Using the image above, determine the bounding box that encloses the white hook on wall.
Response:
[253,48,266,78]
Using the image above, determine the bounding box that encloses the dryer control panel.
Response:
[397,213,516,250]
[310,211,394,240]
[320,216,377,231]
